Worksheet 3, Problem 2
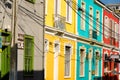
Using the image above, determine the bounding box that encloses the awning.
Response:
[110,54,119,59]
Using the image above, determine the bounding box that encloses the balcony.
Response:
[54,14,66,31]
[89,29,97,40]
[104,57,112,62]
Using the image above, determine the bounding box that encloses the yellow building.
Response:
[45,0,76,80]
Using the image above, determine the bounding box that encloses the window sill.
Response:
[64,76,71,78]
[80,28,85,31]
[95,74,99,76]
[66,21,72,25]
[79,75,85,77]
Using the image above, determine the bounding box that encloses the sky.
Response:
[100,0,120,4]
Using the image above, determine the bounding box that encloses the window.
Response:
[24,35,34,76]
[109,19,112,38]
[112,20,115,38]
[104,16,109,38]
[104,53,108,60]
[89,7,93,30]
[115,23,119,41]
[111,20,115,45]
[64,46,71,77]
[95,52,99,76]
[66,0,72,23]
[117,24,119,41]
[96,11,100,35]
[104,54,108,72]
[80,49,85,77]
[81,2,85,30]
[55,0,60,16]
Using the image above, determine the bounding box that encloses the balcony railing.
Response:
[89,29,97,40]
[54,14,66,31]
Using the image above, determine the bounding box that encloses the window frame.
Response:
[115,22,119,41]
[104,16,110,38]
[66,0,72,23]
[79,46,86,77]
[80,1,86,30]
[104,52,109,72]
[54,0,61,16]
[24,35,34,76]
[96,10,100,35]
[95,51,100,76]
[112,20,115,38]
[89,6,93,30]
[64,44,72,78]
[109,19,112,38]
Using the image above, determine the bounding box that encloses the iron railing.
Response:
[54,14,66,31]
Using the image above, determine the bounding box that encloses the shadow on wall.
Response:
[94,75,118,80]
[18,70,44,80]
[0,72,9,80]
[0,70,44,80]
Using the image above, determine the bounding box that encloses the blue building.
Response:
[76,0,103,80]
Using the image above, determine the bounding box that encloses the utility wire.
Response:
[65,0,120,41]
[0,1,12,17]
[71,0,119,35]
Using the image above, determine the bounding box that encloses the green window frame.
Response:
[24,35,34,76]
[1,31,11,79]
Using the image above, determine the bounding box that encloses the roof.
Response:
[100,0,120,4]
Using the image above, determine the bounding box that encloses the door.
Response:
[89,59,92,80]
[54,43,59,80]
[88,52,92,80]
[1,46,10,80]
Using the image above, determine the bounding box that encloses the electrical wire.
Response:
[16,3,44,56]
[65,0,120,41]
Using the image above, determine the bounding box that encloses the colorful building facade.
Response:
[45,0,76,80]
[76,0,103,80]
[102,7,120,80]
